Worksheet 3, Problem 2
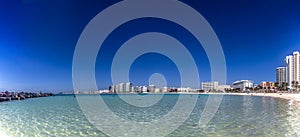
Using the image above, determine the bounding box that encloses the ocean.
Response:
[0,94,299,137]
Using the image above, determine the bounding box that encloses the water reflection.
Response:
[285,100,300,136]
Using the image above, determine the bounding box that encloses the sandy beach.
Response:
[226,93,300,102]
[0,130,8,137]
[206,92,300,102]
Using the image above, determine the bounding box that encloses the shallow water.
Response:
[0,94,299,137]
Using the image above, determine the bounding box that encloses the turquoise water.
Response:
[0,95,299,137]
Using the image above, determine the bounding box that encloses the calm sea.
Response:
[0,94,299,137]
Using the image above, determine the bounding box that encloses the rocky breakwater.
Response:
[0,91,54,102]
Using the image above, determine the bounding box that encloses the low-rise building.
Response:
[162,87,168,93]
[201,81,219,92]
[261,81,275,89]
[218,85,231,91]
[154,88,161,93]
[232,80,253,91]
[141,86,148,93]
[178,87,192,92]
[149,85,156,92]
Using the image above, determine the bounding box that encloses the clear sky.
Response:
[0,0,299,92]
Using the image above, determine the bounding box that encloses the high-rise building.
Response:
[116,83,124,93]
[276,67,286,85]
[285,51,300,88]
[125,82,132,93]
[111,82,132,93]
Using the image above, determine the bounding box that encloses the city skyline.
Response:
[0,0,300,92]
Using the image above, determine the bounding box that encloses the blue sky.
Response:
[0,0,300,92]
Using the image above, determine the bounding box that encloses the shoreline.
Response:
[219,92,300,102]
[71,92,300,102]
[71,92,300,108]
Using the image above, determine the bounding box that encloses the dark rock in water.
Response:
[0,91,54,103]
[0,97,11,102]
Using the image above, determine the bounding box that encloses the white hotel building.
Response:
[110,82,132,93]
[201,81,219,92]
[201,81,230,92]
[232,80,253,91]
[285,51,300,88]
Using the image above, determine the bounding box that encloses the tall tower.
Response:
[294,52,300,83]
[276,67,286,85]
[285,51,300,88]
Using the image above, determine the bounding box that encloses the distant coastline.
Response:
[65,92,300,103]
